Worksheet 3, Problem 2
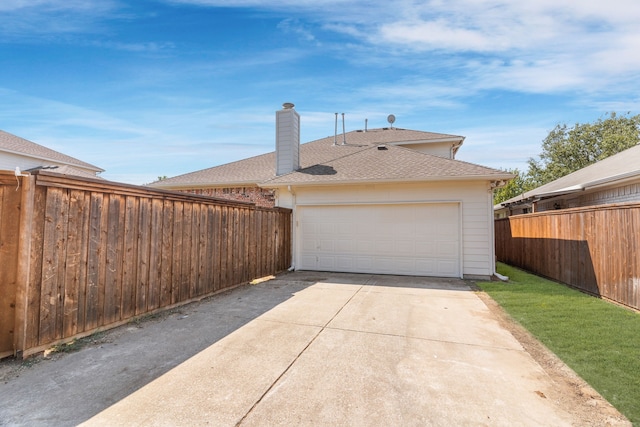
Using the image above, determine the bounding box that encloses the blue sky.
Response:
[1,1,639,184]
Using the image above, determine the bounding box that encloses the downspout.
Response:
[287,185,296,271]
[489,188,497,277]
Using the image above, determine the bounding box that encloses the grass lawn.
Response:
[477,263,640,425]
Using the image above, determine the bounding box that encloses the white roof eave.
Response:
[260,173,515,189]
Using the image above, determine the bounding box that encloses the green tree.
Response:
[527,112,640,187]
[493,168,534,204]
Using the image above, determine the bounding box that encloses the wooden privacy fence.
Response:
[0,171,291,358]
[495,202,640,311]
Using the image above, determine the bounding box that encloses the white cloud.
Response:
[277,18,318,44]
[379,19,499,52]
[0,0,120,37]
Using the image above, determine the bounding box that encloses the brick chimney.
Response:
[275,102,300,176]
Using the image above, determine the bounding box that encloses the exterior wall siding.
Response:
[535,182,640,213]
[395,142,453,158]
[276,180,493,278]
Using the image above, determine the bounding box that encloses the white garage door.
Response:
[298,203,460,277]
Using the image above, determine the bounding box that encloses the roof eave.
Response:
[389,136,465,146]
[0,148,104,172]
[583,170,640,190]
[260,173,514,188]
[149,180,262,189]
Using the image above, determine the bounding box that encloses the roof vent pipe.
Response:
[334,113,338,146]
[365,118,368,132]
[341,113,346,145]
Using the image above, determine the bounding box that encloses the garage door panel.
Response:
[336,257,355,270]
[415,241,435,256]
[319,239,335,251]
[437,241,458,257]
[415,259,436,275]
[335,239,354,252]
[355,257,374,270]
[356,240,374,254]
[437,260,458,276]
[317,256,336,270]
[392,240,415,256]
[302,239,318,251]
[298,204,460,277]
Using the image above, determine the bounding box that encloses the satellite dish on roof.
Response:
[387,114,396,129]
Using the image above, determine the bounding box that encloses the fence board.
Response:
[0,183,21,356]
[179,202,192,301]
[496,202,640,311]
[220,207,229,288]
[122,196,139,319]
[188,204,199,299]
[148,198,163,311]
[205,205,215,294]
[63,189,85,337]
[171,201,183,304]
[104,195,123,325]
[39,187,64,344]
[159,199,173,308]
[25,186,46,350]
[211,206,221,292]
[136,197,152,315]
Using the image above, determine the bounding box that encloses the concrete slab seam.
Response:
[235,280,368,426]
[321,325,528,353]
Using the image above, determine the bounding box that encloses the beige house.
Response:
[152,104,512,279]
[495,143,640,218]
[0,130,104,178]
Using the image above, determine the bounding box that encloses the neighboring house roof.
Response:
[0,129,104,173]
[261,144,510,187]
[498,143,640,207]
[25,165,105,179]
[151,127,475,189]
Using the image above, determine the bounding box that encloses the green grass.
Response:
[477,263,640,425]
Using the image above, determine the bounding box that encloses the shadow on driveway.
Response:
[0,272,330,426]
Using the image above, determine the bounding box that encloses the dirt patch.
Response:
[475,289,631,427]
[0,307,185,385]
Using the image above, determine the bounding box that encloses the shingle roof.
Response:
[499,143,640,206]
[0,130,104,172]
[151,127,468,188]
[261,144,510,186]
[25,165,106,180]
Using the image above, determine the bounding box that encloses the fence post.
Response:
[13,174,35,358]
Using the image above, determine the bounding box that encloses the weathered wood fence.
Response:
[0,171,291,359]
[495,202,640,311]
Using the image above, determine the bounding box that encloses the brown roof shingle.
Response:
[261,144,511,186]
[499,143,640,206]
[151,127,468,188]
[0,130,104,172]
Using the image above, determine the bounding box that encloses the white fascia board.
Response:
[388,136,464,146]
[583,170,640,190]
[259,173,515,189]
[0,148,104,172]
[534,185,584,198]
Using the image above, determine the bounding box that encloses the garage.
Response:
[297,203,461,277]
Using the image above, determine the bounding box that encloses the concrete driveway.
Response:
[0,272,627,426]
